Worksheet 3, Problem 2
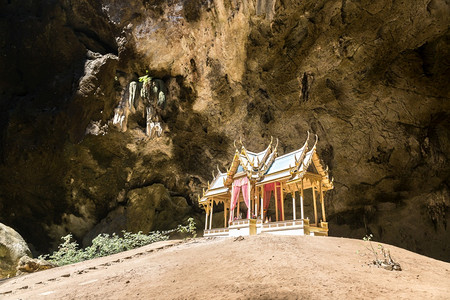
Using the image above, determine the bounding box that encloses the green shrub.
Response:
[166,217,197,238]
[40,218,196,266]
[40,234,88,266]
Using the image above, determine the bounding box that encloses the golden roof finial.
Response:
[301,131,310,152]
[269,136,273,149]
[239,136,244,151]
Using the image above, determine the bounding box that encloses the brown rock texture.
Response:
[0,223,32,278]
[16,256,55,276]
[0,0,449,261]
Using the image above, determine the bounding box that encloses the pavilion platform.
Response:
[204,219,328,237]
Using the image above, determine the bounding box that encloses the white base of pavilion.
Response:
[204,228,229,237]
[228,219,257,237]
[260,220,305,235]
[204,219,328,237]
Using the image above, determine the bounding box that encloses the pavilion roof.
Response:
[199,133,334,203]
[237,137,278,180]
[288,151,334,190]
[199,168,229,204]
[257,134,310,185]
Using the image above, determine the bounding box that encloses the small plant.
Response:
[175,217,197,238]
[39,234,88,266]
[139,70,152,84]
[161,217,197,239]
[362,234,402,271]
[39,218,197,266]
[139,71,152,100]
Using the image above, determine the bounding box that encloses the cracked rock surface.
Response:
[0,0,449,262]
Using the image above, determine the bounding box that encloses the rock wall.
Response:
[0,0,448,260]
[0,223,32,278]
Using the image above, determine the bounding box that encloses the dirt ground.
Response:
[0,235,449,299]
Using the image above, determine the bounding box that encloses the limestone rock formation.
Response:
[0,0,448,261]
[16,256,56,276]
[82,184,193,246]
[127,184,191,233]
[0,223,32,278]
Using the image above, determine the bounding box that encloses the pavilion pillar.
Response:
[280,182,285,221]
[300,179,305,220]
[320,183,326,222]
[292,189,296,221]
[204,202,209,231]
[209,201,214,230]
[248,179,251,219]
[275,183,279,222]
[312,184,318,226]
[260,186,264,220]
[254,186,258,218]
[224,202,228,228]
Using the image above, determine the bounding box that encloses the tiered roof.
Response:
[257,134,310,185]
[237,136,278,180]
[199,133,333,204]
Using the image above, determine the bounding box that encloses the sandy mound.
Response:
[0,235,449,299]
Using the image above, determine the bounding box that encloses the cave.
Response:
[0,0,448,262]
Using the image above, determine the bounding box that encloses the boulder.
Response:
[82,184,192,246]
[0,223,32,278]
[126,184,191,233]
[16,256,55,276]
[82,206,127,247]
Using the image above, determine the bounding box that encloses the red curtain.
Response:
[263,182,283,221]
[229,177,250,221]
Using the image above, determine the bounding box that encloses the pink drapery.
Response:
[263,182,283,221]
[229,177,250,221]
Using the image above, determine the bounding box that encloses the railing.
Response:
[204,220,328,236]
[261,220,304,229]
[204,228,229,236]
[228,219,257,235]
[261,220,304,231]
[229,219,257,228]
[229,219,250,227]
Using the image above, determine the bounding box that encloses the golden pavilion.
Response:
[199,133,334,237]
